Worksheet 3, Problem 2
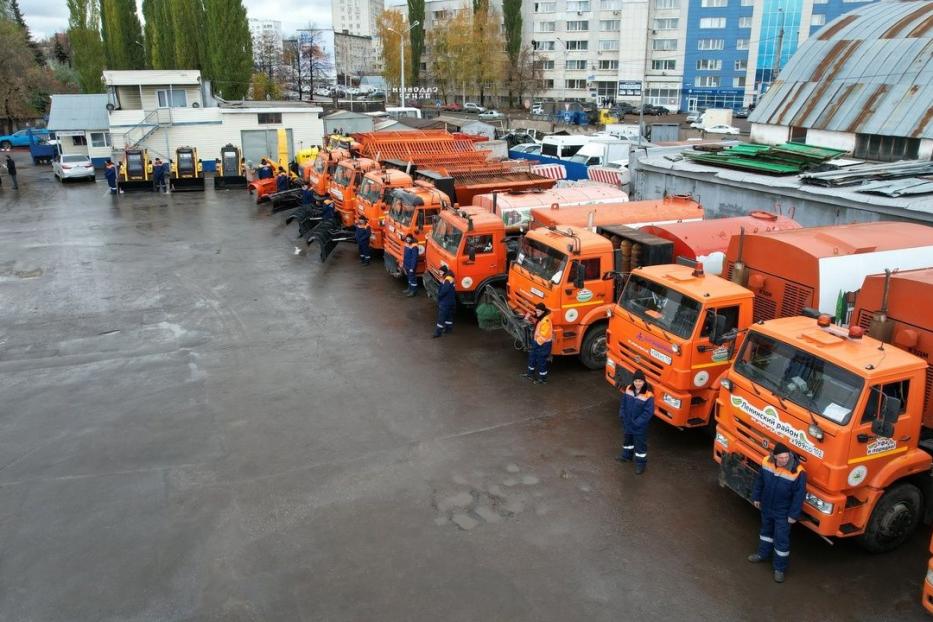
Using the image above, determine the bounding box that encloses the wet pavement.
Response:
[0,157,927,621]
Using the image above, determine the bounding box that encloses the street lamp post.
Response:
[388,21,420,108]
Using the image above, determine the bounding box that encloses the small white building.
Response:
[102,70,325,170]
[47,94,113,166]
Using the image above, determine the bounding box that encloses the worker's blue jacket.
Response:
[437,276,456,308]
[301,188,314,206]
[104,166,117,185]
[257,166,273,179]
[276,174,289,192]
[752,454,807,519]
[403,243,419,273]
[619,387,654,436]
[354,224,371,246]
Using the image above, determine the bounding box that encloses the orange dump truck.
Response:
[725,222,933,323]
[423,196,703,309]
[715,314,932,553]
[302,157,381,256]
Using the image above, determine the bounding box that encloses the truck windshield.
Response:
[333,166,353,187]
[357,178,382,204]
[388,199,416,226]
[619,275,701,339]
[734,332,863,425]
[313,157,326,174]
[516,237,567,283]
[431,219,463,254]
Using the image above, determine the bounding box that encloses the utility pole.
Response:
[389,21,420,108]
[772,8,785,84]
[638,9,654,147]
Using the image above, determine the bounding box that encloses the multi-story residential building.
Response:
[333,0,386,77]
[248,19,284,62]
[682,0,878,112]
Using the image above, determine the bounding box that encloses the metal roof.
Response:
[102,70,202,86]
[47,94,110,131]
[749,0,933,140]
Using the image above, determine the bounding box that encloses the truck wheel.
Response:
[0,140,11,150]
[579,323,608,370]
[858,482,923,553]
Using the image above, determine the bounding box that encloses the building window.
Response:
[156,89,187,108]
[258,112,282,124]
[854,134,920,162]
[741,0,755,4]
[735,59,747,71]
[534,2,556,12]
[599,59,619,70]
[565,40,588,51]
[646,88,679,107]
[655,0,679,8]
[601,0,622,9]
[565,79,587,89]
[652,59,677,70]
[736,38,749,50]
[732,76,746,88]
[596,81,617,98]
[566,1,591,11]
[542,79,555,89]
[566,20,589,31]
[811,14,826,26]
[695,76,720,87]
[535,59,555,70]
[697,59,722,70]
[71,135,87,146]
[699,17,726,29]
[600,19,620,31]
[533,40,556,51]
[653,38,679,51]
[599,39,620,51]
[535,21,556,32]
[698,38,724,50]
[790,126,808,143]
[654,18,679,30]
[565,59,587,70]
[739,16,752,28]
[90,132,111,148]
[700,0,728,6]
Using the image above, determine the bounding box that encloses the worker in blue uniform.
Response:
[104,160,120,194]
[153,158,166,192]
[617,369,654,475]
[522,303,553,384]
[354,215,372,265]
[402,234,419,297]
[301,183,314,207]
[747,443,807,583]
[321,198,336,223]
[275,167,289,192]
[432,266,456,338]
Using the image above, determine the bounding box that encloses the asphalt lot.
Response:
[0,155,927,621]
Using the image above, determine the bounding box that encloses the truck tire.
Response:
[579,323,608,370]
[0,140,11,150]
[857,482,923,553]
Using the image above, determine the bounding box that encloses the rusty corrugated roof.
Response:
[749,0,933,140]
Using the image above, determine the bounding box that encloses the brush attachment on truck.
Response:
[482,285,530,348]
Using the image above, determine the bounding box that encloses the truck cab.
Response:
[330,157,379,226]
[355,168,414,251]
[715,315,931,553]
[424,207,509,306]
[305,148,350,202]
[605,264,755,428]
[382,183,452,277]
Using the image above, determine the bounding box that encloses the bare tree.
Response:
[282,27,332,101]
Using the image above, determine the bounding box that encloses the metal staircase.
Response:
[114,108,173,160]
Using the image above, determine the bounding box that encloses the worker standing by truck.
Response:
[276,167,289,193]
[402,235,419,297]
[522,303,553,384]
[154,158,166,192]
[433,266,456,338]
[104,159,119,194]
[5,154,18,189]
[617,370,654,475]
[301,182,314,208]
[354,215,372,265]
[747,443,807,584]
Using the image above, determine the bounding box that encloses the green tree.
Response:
[142,0,176,69]
[100,0,145,69]
[407,0,424,85]
[203,0,253,99]
[502,0,522,107]
[9,0,45,65]
[377,9,412,104]
[170,0,206,70]
[67,0,105,92]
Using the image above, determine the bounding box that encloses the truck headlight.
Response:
[926,569,933,586]
[606,358,616,370]
[805,492,834,515]
[662,394,682,409]
[715,432,728,448]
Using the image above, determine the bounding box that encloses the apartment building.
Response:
[333,0,386,76]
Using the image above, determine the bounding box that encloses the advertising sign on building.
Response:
[618,80,642,97]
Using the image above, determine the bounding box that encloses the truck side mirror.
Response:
[871,395,902,438]
[416,210,425,229]
[573,262,586,289]
[710,313,729,345]
[467,244,476,262]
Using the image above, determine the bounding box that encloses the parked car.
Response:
[0,128,50,150]
[733,108,750,119]
[463,103,486,113]
[685,112,702,123]
[53,154,96,182]
[511,144,542,155]
[641,104,668,116]
[704,124,741,135]
[531,105,545,115]
[478,109,505,120]
[441,102,462,111]
[610,103,638,116]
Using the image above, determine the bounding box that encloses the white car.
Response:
[478,110,504,120]
[463,102,486,113]
[53,154,96,181]
[704,124,741,135]
[512,144,542,155]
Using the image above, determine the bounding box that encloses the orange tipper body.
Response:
[605,264,755,428]
[715,315,930,551]
[306,148,350,200]
[424,207,509,306]
[330,158,380,227]
[382,182,452,277]
[355,168,415,251]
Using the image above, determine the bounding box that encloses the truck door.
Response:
[695,305,741,375]
[464,234,497,282]
[851,380,911,470]
[566,257,607,311]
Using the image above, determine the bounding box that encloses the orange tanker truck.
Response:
[472,184,629,232]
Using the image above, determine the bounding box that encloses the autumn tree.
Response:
[376,9,412,105]
[249,72,282,101]
[407,0,425,85]
[0,21,72,132]
[100,0,145,69]
[472,0,506,106]
[510,44,543,108]
[67,0,105,92]
[282,28,331,101]
[427,9,473,104]
[502,0,522,107]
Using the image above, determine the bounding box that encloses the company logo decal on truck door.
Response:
[730,395,825,459]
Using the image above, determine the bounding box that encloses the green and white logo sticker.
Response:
[730,395,825,458]
[576,288,593,303]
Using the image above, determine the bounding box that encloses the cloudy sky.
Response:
[20,0,338,39]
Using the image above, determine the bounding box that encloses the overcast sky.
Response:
[20,0,337,39]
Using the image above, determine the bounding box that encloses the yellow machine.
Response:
[171,146,204,191]
[118,148,155,191]
[296,146,319,169]
[213,144,248,189]
[598,109,619,125]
